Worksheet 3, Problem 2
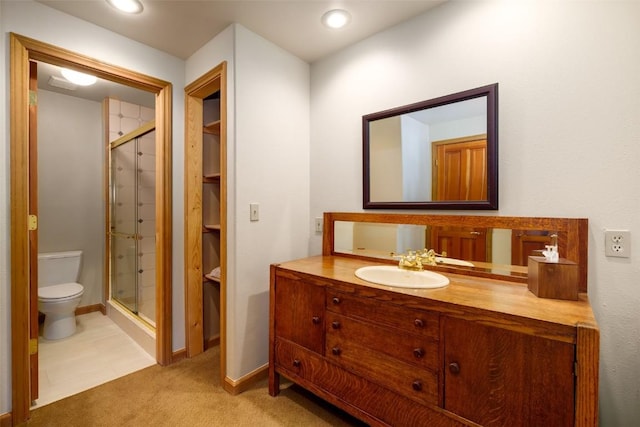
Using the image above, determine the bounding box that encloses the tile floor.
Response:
[34,311,156,408]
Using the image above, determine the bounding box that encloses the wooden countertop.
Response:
[274,255,598,343]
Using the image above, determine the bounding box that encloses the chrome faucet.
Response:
[391,248,445,271]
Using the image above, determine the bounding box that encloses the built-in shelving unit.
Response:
[184,62,227,367]
[202,97,221,290]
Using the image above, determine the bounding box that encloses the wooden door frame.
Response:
[184,63,227,383]
[10,33,173,424]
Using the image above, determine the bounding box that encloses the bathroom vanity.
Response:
[269,213,598,427]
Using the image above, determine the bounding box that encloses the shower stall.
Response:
[109,122,156,328]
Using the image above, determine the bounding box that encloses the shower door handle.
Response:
[110,232,142,241]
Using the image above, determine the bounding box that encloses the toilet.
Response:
[38,251,85,340]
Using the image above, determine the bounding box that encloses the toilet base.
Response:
[42,312,77,340]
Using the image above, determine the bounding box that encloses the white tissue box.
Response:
[527,256,579,301]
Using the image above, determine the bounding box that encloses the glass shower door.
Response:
[111,137,139,313]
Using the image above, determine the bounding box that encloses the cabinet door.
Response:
[274,274,325,354]
[443,317,575,426]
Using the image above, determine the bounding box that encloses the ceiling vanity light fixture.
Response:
[106,0,144,14]
[321,9,351,29]
[61,68,98,86]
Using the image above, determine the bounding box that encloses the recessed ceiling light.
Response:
[106,0,144,14]
[61,68,97,86]
[321,9,351,29]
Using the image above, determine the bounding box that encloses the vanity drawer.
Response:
[275,338,456,427]
[326,290,439,339]
[274,337,315,380]
[326,313,438,371]
[325,331,438,406]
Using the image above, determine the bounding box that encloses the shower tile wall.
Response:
[107,99,156,326]
[108,100,155,142]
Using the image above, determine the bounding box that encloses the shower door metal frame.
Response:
[109,121,156,318]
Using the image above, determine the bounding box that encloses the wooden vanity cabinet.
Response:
[269,258,598,427]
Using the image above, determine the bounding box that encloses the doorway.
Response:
[184,62,229,389]
[10,33,173,424]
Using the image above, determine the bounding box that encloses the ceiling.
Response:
[37,0,446,63]
[34,0,445,105]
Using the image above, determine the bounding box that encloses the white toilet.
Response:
[38,251,85,340]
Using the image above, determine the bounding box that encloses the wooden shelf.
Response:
[204,274,220,284]
[203,120,221,135]
[203,173,221,183]
[203,224,221,232]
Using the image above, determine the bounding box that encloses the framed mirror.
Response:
[363,83,498,210]
[322,212,589,292]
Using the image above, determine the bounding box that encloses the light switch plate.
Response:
[250,203,259,221]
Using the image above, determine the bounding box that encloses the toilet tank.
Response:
[38,251,83,287]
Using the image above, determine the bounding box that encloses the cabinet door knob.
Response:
[412,380,423,391]
[331,347,341,356]
[449,362,460,374]
[331,321,341,329]
[414,318,424,328]
[292,359,301,368]
[332,297,341,305]
[413,348,424,359]
[312,316,320,324]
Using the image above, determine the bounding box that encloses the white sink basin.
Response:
[355,265,450,289]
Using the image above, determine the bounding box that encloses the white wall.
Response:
[3,0,638,423]
[38,90,104,307]
[187,24,310,380]
[0,0,186,414]
[310,0,640,424]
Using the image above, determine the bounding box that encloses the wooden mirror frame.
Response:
[363,83,498,210]
[322,212,589,293]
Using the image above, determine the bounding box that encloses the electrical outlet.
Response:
[604,229,631,258]
[314,217,323,233]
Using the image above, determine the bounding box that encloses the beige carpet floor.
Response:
[26,346,367,426]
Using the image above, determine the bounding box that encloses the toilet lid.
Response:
[39,282,84,300]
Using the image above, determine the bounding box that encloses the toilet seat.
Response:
[38,282,84,301]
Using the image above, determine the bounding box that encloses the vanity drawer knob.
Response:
[413,348,424,359]
[331,347,341,356]
[292,359,301,368]
[412,380,423,391]
[331,321,341,329]
[312,316,321,324]
[332,297,341,305]
[414,319,424,328]
[449,362,460,374]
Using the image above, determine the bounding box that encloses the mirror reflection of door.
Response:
[432,134,487,201]
[511,230,554,266]
[427,226,489,262]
